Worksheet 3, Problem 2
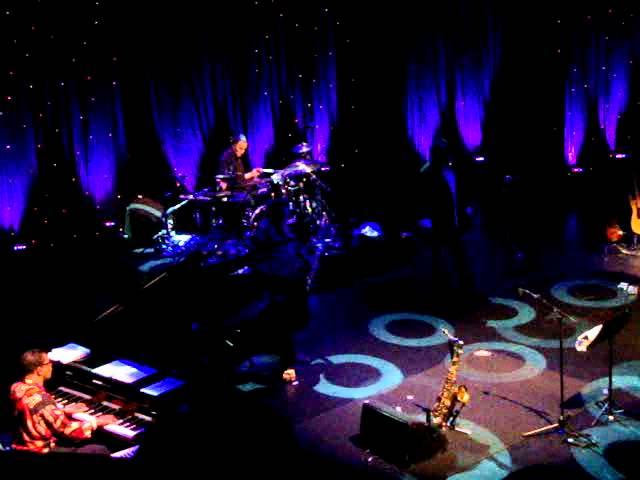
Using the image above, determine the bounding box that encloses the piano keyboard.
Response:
[54,386,152,440]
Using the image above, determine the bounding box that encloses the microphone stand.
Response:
[519,289,597,447]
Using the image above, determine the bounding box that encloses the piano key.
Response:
[54,386,153,440]
[55,386,92,400]
[103,422,143,440]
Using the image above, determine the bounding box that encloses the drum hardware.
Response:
[147,157,334,245]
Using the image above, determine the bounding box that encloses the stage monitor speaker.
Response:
[359,400,447,466]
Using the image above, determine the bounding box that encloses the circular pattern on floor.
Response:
[444,341,547,383]
[405,414,512,480]
[368,312,455,347]
[550,279,636,308]
[487,297,592,349]
[570,419,640,480]
[311,353,404,399]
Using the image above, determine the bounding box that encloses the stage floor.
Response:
[2,201,640,478]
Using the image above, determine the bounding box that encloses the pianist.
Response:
[9,349,118,454]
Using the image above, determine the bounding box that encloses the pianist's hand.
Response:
[96,414,119,427]
[64,403,89,415]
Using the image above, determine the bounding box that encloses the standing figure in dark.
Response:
[423,138,477,305]
[251,200,312,381]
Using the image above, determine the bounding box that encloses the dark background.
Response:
[1,0,640,380]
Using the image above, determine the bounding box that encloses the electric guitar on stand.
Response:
[629,177,640,247]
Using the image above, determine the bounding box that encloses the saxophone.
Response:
[431,329,470,429]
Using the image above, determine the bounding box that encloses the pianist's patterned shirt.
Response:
[10,378,95,453]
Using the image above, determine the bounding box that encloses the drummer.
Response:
[217,133,263,191]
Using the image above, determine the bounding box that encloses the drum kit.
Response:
[165,144,333,244]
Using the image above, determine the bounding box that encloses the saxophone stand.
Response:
[519,288,597,447]
[425,403,472,437]
[446,399,472,436]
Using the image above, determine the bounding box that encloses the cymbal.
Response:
[284,161,315,174]
[292,142,312,154]
[284,160,330,173]
[215,174,234,181]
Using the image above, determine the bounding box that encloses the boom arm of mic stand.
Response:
[534,294,578,324]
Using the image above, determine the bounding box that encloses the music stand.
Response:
[575,309,632,426]
[518,288,597,446]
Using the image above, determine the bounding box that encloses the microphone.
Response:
[518,287,540,299]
